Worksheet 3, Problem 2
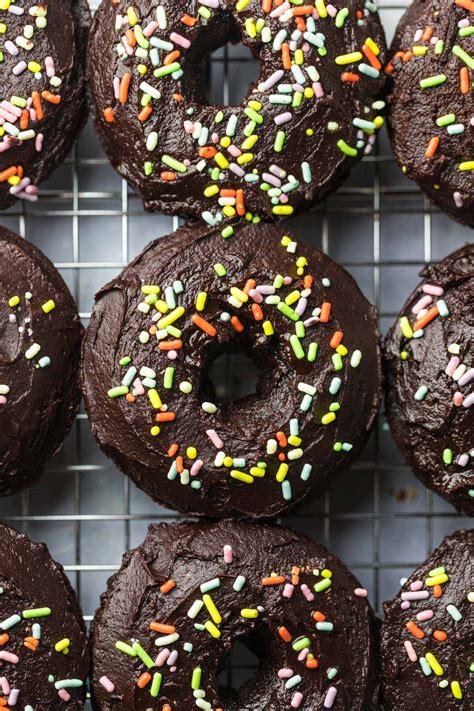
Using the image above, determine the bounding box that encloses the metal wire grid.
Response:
[0,0,472,702]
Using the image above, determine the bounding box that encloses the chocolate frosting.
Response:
[82,221,382,519]
[0,226,83,496]
[91,520,380,710]
[381,529,473,710]
[386,0,474,227]
[0,522,89,708]
[88,0,387,223]
[384,244,473,516]
[0,0,89,210]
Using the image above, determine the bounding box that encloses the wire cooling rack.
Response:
[0,1,472,702]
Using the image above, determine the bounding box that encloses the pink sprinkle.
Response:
[446,356,460,377]
[453,391,464,406]
[58,689,71,702]
[402,590,429,601]
[0,677,10,695]
[12,61,26,76]
[271,2,291,18]
[274,111,292,125]
[45,56,55,78]
[413,29,423,41]
[324,686,338,708]
[410,580,424,592]
[295,297,307,316]
[143,21,159,37]
[411,294,432,315]
[167,350,178,360]
[458,368,474,387]
[206,429,223,449]
[156,648,170,666]
[297,648,309,661]
[404,640,417,662]
[0,396,7,405]
[183,120,194,133]
[278,668,293,679]
[167,650,178,666]
[35,133,44,152]
[326,3,337,16]
[170,32,191,49]
[457,453,469,467]
[354,588,368,598]
[422,283,444,297]
[113,76,120,100]
[312,81,324,98]
[283,276,293,285]
[170,666,177,673]
[416,609,433,622]
[4,40,18,56]
[133,378,145,396]
[0,652,18,664]
[300,584,314,602]
[249,289,263,304]
[190,459,203,477]
[401,601,411,609]
[223,545,233,564]
[283,584,294,598]
[99,676,115,693]
[453,192,464,208]
[227,145,241,158]
[291,691,303,708]
[211,132,219,143]
[279,193,289,203]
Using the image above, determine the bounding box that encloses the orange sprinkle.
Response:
[176,456,184,474]
[220,188,236,197]
[156,412,176,422]
[149,325,158,335]
[460,67,469,95]
[403,50,414,62]
[160,171,177,181]
[168,443,179,457]
[31,91,44,120]
[24,637,39,647]
[295,16,306,32]
[306,657,319,669]
[41,91,61,104]
[320,302,331,323]
[413,306,439,331]
[236,188,245,216]
[251,303,263,321]
[292,5,314,14]
[303,274,313,289]
[433,584,443,598]
[199,146,217,159]
[173,93,184,102]
[164,50,181,66]
[180,14,197,26]
[16,165,23,180]
[160,579,176,594]
[422,26,433,42]
[103,107,115,123]
[424,136,439,159]
[455,0,474,10]
[262,0,272,12]
[24,641,37,652]
[276,431,287,447]
[433,630,447,642]
[150,622,177,634]
[137,672,151,689]
[330,331,343,349]
[243,278,256,294]
[342,72,360,82]
[125,393,136,403]
[281,43,291,70]
[406,621,425,639]
[291,566,300,585]
[192,313,217,337]
[0,634,10,646]
[125,29,136,47]
[278,626,292,642]
[162,706,172,711]
[0,167,17,182]
[262,575,285,586]
[20,109,28,130]
[0,699,9,707]
[119,73,132,104]
[159,339,182,351]
[362,44,381,70]
[312,611,326,622]
[138,105,153,122]
[230,315,244,332]
[278,452,286,462]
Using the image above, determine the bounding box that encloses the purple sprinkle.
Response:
[274,112,293,126]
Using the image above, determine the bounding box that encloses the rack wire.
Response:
[0,1,471,703]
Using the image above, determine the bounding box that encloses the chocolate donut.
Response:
[386,0,474,227]
[88,0,387,226]
[0,0,89,210]
[91,520,379,710]
[0,226,83,496]
[384,245,473,516]
[0,522,89,708]
[82,221,382,519]
[381,529,473,710]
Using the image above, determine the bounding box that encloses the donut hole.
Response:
[218,639,260,699]
[202,342,260,405]
[180,11,260,108]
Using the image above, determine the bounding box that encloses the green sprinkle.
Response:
[443,448,453,465]
[150,672,162,697]
[335,8,349,27]
[452,44,474,70]
[436,113,455,127]
[191,667,202,690]
[419,74,447,88]
[108,386,129,398]
[314,578,332,592]
[307,342,318,362]
[332,353,343,371]
[164,367,174,390]
[23,608,51,619]
[221,226,234,239]
[115,641,136,656]
[337,139,358,157]
[292,636,311,651]
[132,642,155,669]
[161,155,187,173]
[214,263,227,277]
[277,302,299,321]
[274,130,286,152]
[153,62,181,78]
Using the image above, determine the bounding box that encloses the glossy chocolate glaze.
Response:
[384,244,473,516]
[381,529,473,710]
[0,522,89,708]
[0,226,83,496]
[91,520,380,710]
[88,0,387,223]
[387,0,474,227]
[0,0,89,210]
[82,221,382,520]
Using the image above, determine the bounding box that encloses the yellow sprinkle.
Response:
[150,426,161,436]
[459,161,474,171]
[155,299,169,314]
[42,299,56,314]
[141,285,160,295]
[222,205,236,217]
[241,135,258,150]
[196,292,207,312]
[54,639,70,652]
[276,463,289,483]
[335,51,363,65]
[425,653,443,676]
[263,321,274,336]
[425,573,449,586]
[304,87,314,98]
[281,235,292,246]
[204,620,221,638]
[321,569,332,578]
[203,594,222,624]
[451,681,462,700]
[249,466,266,478]
[230,470,254,484]
[336,344,348,356]
[272,206,294,216]
[186,447,197,459]
[294,49,304,65]
[285,290,300,305]
[127,7,138,25]
[248,100,262,110]
[223,456,233,467]
[365,38,380,56]
[157,306,185,329]
[220,136,231,148]
[236,0,251,11]
[8,176,20,186]
[400,316,413,339]
[315,0,327,18]
[148,389,162,409]
[288,435,302,447]
[28,61,41,73]
[322,412,336,425]
[412,45,428,56]
[230,286,248,303]
[204,185,219,197]
[237,152,254,165]
[214,152,229,169]
[373,116,384,129]
[245,17,256,38]
[241,608,259,619]
[8,296,20,308]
